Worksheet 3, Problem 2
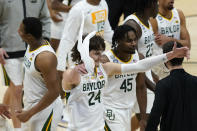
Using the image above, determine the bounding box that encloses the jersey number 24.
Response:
[88,90,101,106]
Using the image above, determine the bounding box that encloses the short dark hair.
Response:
[135,0,157,12]
[112,25,137,48]
[71,35,105,64]
[163,41,184,66]
[22,17,42,40]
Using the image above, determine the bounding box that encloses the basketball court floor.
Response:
[0,0,196,130]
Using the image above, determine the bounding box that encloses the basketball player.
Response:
[150,0,191,79]
[123,0,159,128]
[62,30,189,130]
[16,17,63,130]
[57,0,114,73]
[0,0,50,129]
[101,25,147,131]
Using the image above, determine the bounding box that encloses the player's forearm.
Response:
[121,54,168,74]
[57,11,80,71]
[145,76,156,92]
[136,84,147,120]
[57,38,75,71]
[28,86,59,117]
[57,70,66,99]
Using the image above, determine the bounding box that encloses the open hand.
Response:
[172,42,190,59]
[16,110,32,123]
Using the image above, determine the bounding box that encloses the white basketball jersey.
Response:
[67,64,108,131]
[103,50,139,109]
[156,8,181,39]
[23,42,55,103]
[124,14,155,93]
[124,14,156,58]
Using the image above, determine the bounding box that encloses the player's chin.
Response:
[167,4,174,10]
[95,62,99,67]
[128,50,136,54]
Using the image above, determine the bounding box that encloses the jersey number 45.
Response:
[120,78,133,92]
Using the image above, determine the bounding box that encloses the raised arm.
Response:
[103,44,189,76]
[56,7,82,71]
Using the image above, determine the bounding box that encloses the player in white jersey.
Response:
[16,17,63,131]
[101,25,147,131]
[57,0,114,72]
[150,0,191,79]
[123,0,159,130]
[62,28,189,131]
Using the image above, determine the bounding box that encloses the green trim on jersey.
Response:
[104,121,111,131]
[65,92,70,101]
[2,65,10,86]
[42,110,53,131]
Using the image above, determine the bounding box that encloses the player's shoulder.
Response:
[36,51,57,65]
[175,8,185,18]
[175,8,183,14]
